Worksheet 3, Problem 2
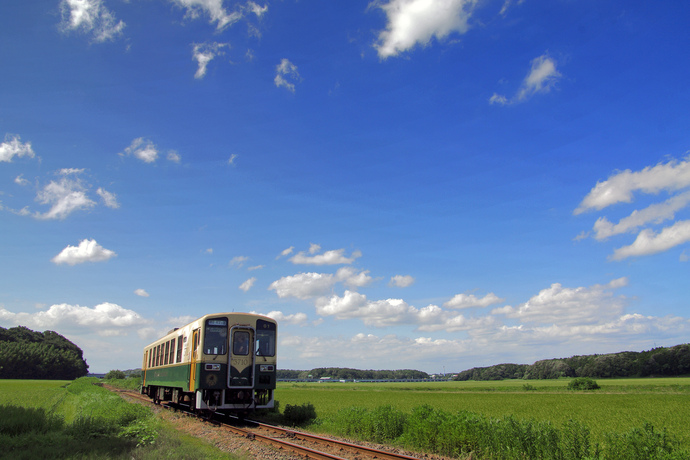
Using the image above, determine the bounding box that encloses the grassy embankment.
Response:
[0,378,239,460]
[275,377,690,459]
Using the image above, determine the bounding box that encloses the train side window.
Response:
[164,341,170,365]
[233,331,250,355]
[204,318,228,355]
[170,338,176,363]
[177,335,184,362]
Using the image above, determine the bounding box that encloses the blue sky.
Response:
[1,0,689,374]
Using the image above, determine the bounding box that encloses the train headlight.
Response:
[205,364,221,371]
[260,365,274,372]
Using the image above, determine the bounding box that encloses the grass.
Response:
[0,378,240,460]
[274,377,690,458]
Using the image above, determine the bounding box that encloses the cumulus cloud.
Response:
[610,220,690,261]
[52,239,117,265]
[14,175,30,186]
[491,53,561,105]
[274,58,301,93]
[35,169,96,220]
[134,289,149,297]
[493,278,628,326]
[59,0,125,42]
[372,0,478,59]
[576,154,690,259]
[0,302,145,332]
[192,42,230,79]
[269,267,373,300]
[389,274,415,287]
[277,246,295,259]
[575,155,690,214]
[443,292,504,309]
[239,277,257,292]
[261,310,309,326]
[167,151,181,163]
[120,138,158,163]
[171,0,241,30]
[0,134,35,162]
[289,245,362,265]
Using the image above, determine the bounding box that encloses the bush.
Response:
[105,370,126,380]
[567,377,601,390]
[282,403,317,426]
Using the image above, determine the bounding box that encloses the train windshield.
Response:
[204,318,228,355]
[255,319,276,357]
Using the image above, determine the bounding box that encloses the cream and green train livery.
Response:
[141,313,277,411]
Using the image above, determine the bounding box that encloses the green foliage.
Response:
[568,377,601,390]
[278,367,430,380]
[0,404,64,436]
[0,326,88,379]
[105,369,126,379]
[321,403,690,460]
[455,343,690,381]
[282,402,317,426]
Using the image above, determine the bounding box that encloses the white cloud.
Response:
[0,302,145,331]
[52,239,117,265]
[230,255,249,268]
[261,310,308,326]
[134,289,150,297]
[274,58,301,93]
[491,53,561,105]
[389,274,415,287]
[443,292,504,309]
[248,265,264,271]
[14,175,30,186]
[228,153,238,166]
[239,277,257,292]
[171,0,242,30]
[167,150,181,163]
[269,267,372,300]
[575,155,690,214]
[277,246,295,259]
[120,138,158,163]
[96,187,119,209]
[0,134,35,162]
[59,0,125,42]
[372,0,478,59]
[610,220,690,261]
[35,169,96,220]
[192,42,230,79]
[493,278,628,326]
[289,246,362,265]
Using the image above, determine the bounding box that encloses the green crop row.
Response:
[314,404,688,460]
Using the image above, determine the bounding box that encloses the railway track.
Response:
[108,386,422,460]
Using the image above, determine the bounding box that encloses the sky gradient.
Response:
[1,0,689,374]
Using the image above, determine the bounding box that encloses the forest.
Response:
[454,343,690,380]
[277,367,429,381]
[0,326,89,379]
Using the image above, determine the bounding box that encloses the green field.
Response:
[0,378,237,460]
[276,378,690,445]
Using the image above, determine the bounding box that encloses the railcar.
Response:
[141,312,277,412]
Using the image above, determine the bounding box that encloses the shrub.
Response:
[282,403,317,426]
[567,377,600,390]
[105,369,126,379]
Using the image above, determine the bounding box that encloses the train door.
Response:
[189,329,200,392]
[142,349,148,386]
[228,327,254,388]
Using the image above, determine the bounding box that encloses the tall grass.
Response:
[0,377,238,459]
[317,404,688,459]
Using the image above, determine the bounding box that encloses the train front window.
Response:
[233,331,250,355]
[255,329,275,356]
[204,318,228,355]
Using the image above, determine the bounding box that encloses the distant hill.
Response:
[454,343,690,381]
[0,326,89,379]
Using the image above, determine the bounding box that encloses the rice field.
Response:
[275,377,690,445]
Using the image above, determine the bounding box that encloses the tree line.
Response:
[0,326,89,379]
[454,343,690,381]
[277,367,430,380]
